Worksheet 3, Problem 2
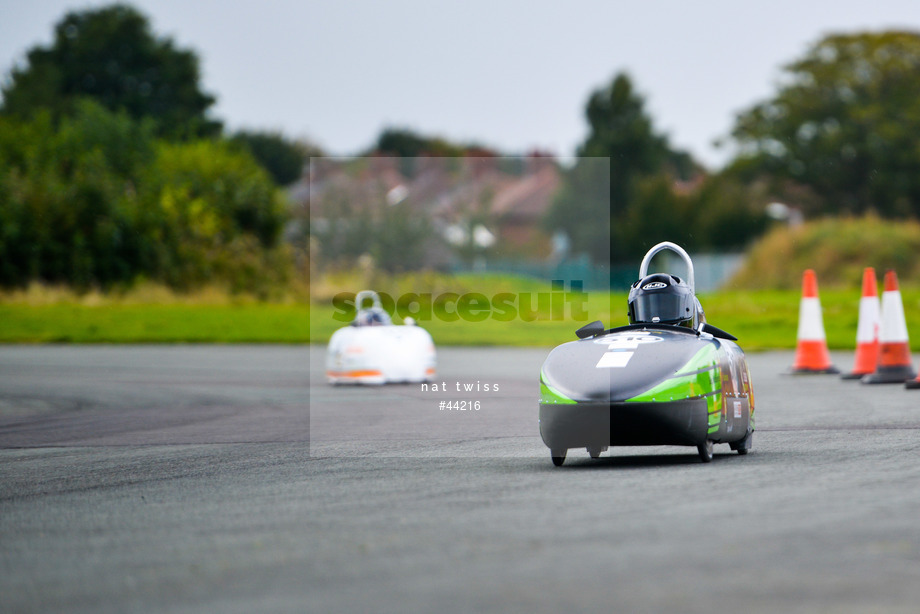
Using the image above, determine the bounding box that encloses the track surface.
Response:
[2,345,920,613]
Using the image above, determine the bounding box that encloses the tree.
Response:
[0,101,156,287]
[309,165,432,273]
[1,3,220,138]
[577,73,671,215]
[231,130,323,187]
[373,127,468,158]
[139,138,288,290]
[371,127,494,177]
[544,157,612,263]
[548,73,695,263]
[730,31,920,217]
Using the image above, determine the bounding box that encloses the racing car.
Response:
[539,242,754,466]
[326,290,436,385]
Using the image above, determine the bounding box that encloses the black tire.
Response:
[587,446,603,459]
[551,449,567,467]
[698,440,714,463]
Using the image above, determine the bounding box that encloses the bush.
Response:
[0,103,152,287]
[729,215,920,289]
[0,102,290,292]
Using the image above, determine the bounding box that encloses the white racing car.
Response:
[325,291,437,385]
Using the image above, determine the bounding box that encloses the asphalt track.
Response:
[2,345,920,613]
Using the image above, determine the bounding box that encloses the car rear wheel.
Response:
[586,446,605,459]
[551,450,567,466]
[698,440,714,463]
[732,430,753,455]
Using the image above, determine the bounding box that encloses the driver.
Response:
[351,290,392,327]
[627,273,704,329]
[353,307,391,326]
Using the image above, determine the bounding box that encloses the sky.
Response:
[1,0,919,169]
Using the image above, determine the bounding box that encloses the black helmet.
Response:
[627,273,696,328]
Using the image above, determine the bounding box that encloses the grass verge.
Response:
[3,287,920,350]
[0,304,311,343]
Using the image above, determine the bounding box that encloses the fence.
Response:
[451,252,745,292]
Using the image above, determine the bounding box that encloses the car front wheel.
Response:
[698,440,714,463]
[551,449,567,467]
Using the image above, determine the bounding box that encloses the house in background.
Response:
[296,151,563,271]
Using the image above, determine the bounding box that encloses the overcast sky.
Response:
[2,0,919,168]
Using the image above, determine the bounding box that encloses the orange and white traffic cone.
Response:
[862,270,916,384]
[842,267,880,379]
[791,269,838,374]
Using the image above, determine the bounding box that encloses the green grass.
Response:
[309,291,617,347]
[4,288,920,350]
[704,288,920,351]
[0,304,311,343]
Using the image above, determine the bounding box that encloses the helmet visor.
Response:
[632,293,691,324]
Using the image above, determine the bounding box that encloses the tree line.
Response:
[0,100,292,291]
[0,4,309,291]
[3,3,920,284]
[550,29,920,265]
[329,30,920,269]
[546,73,770,264]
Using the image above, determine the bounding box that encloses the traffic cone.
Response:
[842,267,880,379]
[862,270,916,384]
[791,269,838,374]
[906,371,920,389]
